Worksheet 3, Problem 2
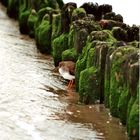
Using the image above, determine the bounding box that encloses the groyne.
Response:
[0,0,139,139]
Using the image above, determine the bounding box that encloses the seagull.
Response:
[58,61,75,89]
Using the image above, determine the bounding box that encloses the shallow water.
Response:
[0,4,128,140]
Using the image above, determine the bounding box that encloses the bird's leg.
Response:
[67,80,74,89]
[67,80,72,89]
[69,80,72,89]
[70,80,74,88]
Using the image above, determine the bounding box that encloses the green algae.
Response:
[75,41,93,91]
[62,48,78,62]
[52,33,69,66]
[27,9,38,37]
[7,0,19,18]
[88,30,116,44]
[19,0,31,34]
[128,41,139,48]
[37,14,52,54]
[72,8,86,21]
[34,7,54,37]
[79,66,99,104]
[127,93,139,140]
[118,88,130,124]
[52,13,61,39]
[109,47,137,117]
[75,30,115,92]
[68,26,75,48]
[86,48,95,68]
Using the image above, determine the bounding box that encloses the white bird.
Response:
[58,61,75,89]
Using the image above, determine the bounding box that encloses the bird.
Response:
[58,61,75,89]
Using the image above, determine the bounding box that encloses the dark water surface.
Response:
[0,4,128,140]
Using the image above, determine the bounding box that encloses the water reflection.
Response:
[0,4,128,140]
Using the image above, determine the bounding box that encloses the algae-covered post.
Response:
[52,3,77,66]
[7,0,19,18]
[109,47,137,117]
